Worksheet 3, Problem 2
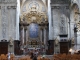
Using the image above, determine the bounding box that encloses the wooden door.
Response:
[47,40,54,55]
[0,42,8,55]
[60,42,68,54]
[14,40,22,55]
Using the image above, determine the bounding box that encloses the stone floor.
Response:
[15,55,53,60]
[45,55,53,60]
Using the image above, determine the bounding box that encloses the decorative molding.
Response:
[7,6,16,9]
[51,6,69,10]
[0,0,5,2]
[0,0,16,3]
[11,6,16,9]
[51,0,70,4]
[52,6,60,9]
[7,6,11,9]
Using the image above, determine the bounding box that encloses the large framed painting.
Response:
[29,23,39,38]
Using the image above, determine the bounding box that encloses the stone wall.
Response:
[0,0,17,41]
[50,4,70,40]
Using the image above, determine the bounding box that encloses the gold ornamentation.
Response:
[76,21,80,31]
[20,6,47,24]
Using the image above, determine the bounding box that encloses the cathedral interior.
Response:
[0,0,80,56]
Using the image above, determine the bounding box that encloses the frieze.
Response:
[52,6,69,9]
[0,0,16,3]
[51,0,70,4]
[52,6,60,9]
[11,6,16,9]
[7,6,16,9]
[0,0,5,2]
[7,6,11,9]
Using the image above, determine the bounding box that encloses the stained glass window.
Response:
[29,23,39,38]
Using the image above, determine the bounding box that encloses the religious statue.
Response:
[9,37,13,46]
[55,38,59,45]
[72,38,75,44]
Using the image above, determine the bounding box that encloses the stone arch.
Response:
[71,3,79,22]
[20,0,47,14]
[20,0,48,24]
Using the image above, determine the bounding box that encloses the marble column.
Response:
[44,27,47,45]
[42,28,44,43]
[26,27,28,45]
[21,25,24,45]
[24,26,26,45]
[20,25,23,45]
[45,26,48,50]
[46,27,48,47]
[40,27,43,43]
